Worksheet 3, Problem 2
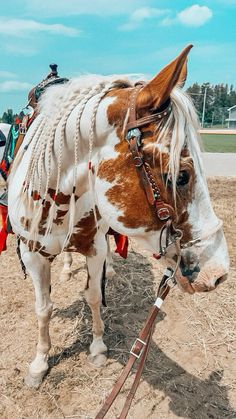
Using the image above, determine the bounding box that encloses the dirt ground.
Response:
[0,178,236,419]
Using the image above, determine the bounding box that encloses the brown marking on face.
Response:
[98,138,195,241]
[144,145,195,242]
[65,207,101,256]
[98,151,163,231]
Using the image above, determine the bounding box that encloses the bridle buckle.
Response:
[157,207,170,221]
[126,128,142,146]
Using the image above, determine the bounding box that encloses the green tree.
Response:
[187,83,236,127]
[0,109,15,124]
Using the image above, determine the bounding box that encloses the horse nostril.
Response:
[215,274,227,287]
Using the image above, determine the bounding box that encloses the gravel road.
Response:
[202,153,236,177]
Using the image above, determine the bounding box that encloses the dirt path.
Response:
[0,179,236,419]
[203,153,236,177]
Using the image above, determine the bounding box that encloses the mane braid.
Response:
[20,77,120,246]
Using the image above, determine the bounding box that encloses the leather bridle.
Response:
[125,85,174,222]
[125,85,223,254]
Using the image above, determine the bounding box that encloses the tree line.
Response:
[186,83,236,127]
[0,83,235,127]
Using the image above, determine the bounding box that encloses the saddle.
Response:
[0,64,69,181]
[0,65,69,253]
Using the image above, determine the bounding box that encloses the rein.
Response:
[95,266,178,419]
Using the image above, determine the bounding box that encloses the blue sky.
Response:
[0,0,235,114]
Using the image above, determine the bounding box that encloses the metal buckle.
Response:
[130,338,146,359]
[126,128,142,146]
[181,238,201,249]
[133,156,143,167]
[19,123,27,135]
[166,276,177,288]
[157,207,170,221]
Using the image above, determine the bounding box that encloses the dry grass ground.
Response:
[0,178,236,419]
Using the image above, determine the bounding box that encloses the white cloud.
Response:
[0,18,80,38]
[0,71,17,79]
[26,0,147,17]
[177,5,212,27]
[0,81,32,92]
[161,5,212,27]
[119,7,169,31]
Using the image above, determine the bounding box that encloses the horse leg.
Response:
[85,233,108,368]
[20,243,52,388]
[105,235,116,278]
[60,251,73,281]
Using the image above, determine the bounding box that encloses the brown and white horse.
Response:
[8,45,229,387]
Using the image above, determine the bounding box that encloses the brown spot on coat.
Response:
[65,207,101,256]
[19,235,55,261]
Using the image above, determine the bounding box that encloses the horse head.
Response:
[96,45,229,293]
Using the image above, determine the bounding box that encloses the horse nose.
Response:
[203,274,228,292]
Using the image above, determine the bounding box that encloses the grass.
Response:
[200,134,236,152]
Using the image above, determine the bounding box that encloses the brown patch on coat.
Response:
[20,216,31,230]
[65,207,101,256]
[53,209,68,225]
[98,140,195,242]
[47,188,72,205]
[19,235,55,261]
[98,150,163,231]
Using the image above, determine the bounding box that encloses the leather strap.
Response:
[126,107,172,132]
[95,276,170,419]
[119,327,153,419]
[129,137,155,205]
[126,85,171,133]
[125,86,175,222]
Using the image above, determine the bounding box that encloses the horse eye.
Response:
[176,170,189,186]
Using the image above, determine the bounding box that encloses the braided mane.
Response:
[13,74,202,245]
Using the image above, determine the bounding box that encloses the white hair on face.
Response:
[155,87,203,200]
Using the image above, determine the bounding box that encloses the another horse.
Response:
[8,45,229,388]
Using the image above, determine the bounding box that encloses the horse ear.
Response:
[137,44,193,109]
[177,58,188,88]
